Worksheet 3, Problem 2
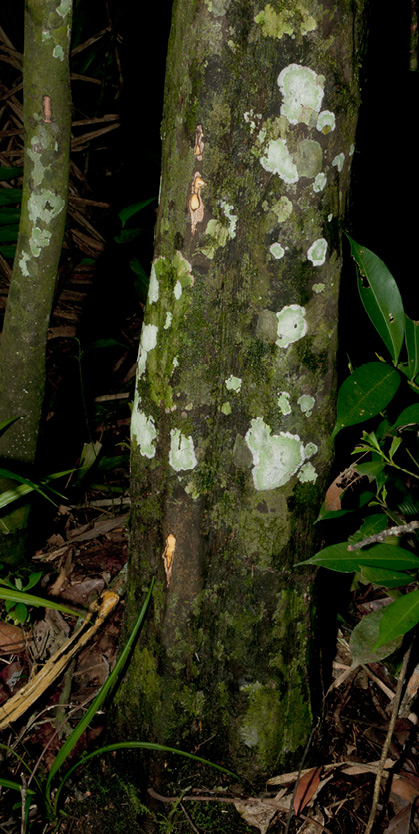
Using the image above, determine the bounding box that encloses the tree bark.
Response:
[0,0,72,563]
[115,0,366,786]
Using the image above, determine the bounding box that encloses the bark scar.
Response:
[162,533,176,586]
[189,173,206,235]
[42,95,52,123]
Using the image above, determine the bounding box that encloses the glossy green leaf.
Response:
[0,211,20,226]
[118,197,156,228]
[0,188,22,205]
[0,416,20,439]
[354,461,385,480]
[375,590,419,647]
[405,316,419,380]
[0,224,19,243]
[332,363,400,440]
[392,404,419,430]
[350,609,401,667]
[358,565,412,588]
[346,234,405,362]
[0,586,84,618]
[298,541,419,572]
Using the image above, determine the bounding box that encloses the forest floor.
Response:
[2,11,419,834]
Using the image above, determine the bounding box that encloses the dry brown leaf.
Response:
[383,804,412,834]
[294,767,322,816]
[324,467,359,512]
[0,622,26,654]
[390,774,419,802]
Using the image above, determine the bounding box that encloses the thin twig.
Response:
[364,644,412,834]
[284,725,317,834]
[180,803,201,834]
[347,520,419,550]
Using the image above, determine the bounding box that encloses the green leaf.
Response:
[0,188,22,205]
[392,404,419,430]
[316,490,375,522]
[0,211,20,226]
[346,234,405,362]
[0,166,23,182]
[114,228,143,245]
[0,586,84,618]
[0,224,19,243]
[354,461,385,480]
[375,590,419,647]
[298,542,419,572]
[0,245,16,258]
[331,362,400,440]
[118,197,156,228]
[358,565,412,588]
[0,416,20,439]
[405,316,419,380]
[349,513,388,544]
[349,609,401,667]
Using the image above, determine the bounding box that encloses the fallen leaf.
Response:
[391,774,419,802]
[294,767,322,815]
[0,622,26,654]
[383,804,412,834]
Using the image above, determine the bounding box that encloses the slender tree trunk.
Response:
[0,0,72,563]
[114,0,366,787]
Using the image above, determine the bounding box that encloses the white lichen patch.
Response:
[297,462,318,482]
[137,323,158,378]
[221,401,232,415]
[270,242,285,260]
[19,251,30,276]
[173,250,194,289]
[53,44,64,60]
[332,153,345,172]
[30,227,51,256]
[148,263,159,304]
[260,139,298,184]
[245,417,306,490]
[131,405,158,459]
[277,392,292,415]
[225,375,242,392]
[276,304,308,348]
[316,110,335,134]
[349,143,355,156]
[328,213,333,222]
[312,282,325,294]
[297,395,315,417]
[272,196,293,222]
[164,312,172,330]
[28,189,65,225]
[169,429,198,471]
[307,238,328,266]
[313,172,326,193]
[56,0,71,16]
[174,280,182,300]
[294,139,322,179]
[277,64,324,127]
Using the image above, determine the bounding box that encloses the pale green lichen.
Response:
[174,280,182,299]
[56,0,71,16]
[332,153,345,172]
[312,282,325,293]
[307,238,327,266]
[28,189,65,225]
[42,30,51,42]
[277,64,324,127]
[245,417,306,490]
[297,395,315,417]
[328,213,333,222]
[313,172,326,193]
[254,2,317,40]
[294,139,322,178]
[221,402,232,415]
[297,462,318,482]
[137,323,158,378]
[204,0,228,15]
[201,202,237,259]
[164,312,172,329]
[260,139,298,184]
[53,44,64,60]
[148,263,159,304]
[276,304,308,348]
[277,392,292,415]
[316,110,335,134]
[169,429,198,471]
[271,196,293,222]
[270,242,285,260]
[19,252,30,276]
[225,375,242,392]
[304,442,318,458]
[30,226,51,256]
[349,143,355,156]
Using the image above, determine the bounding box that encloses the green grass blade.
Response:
[0,587,84,619]
[45,578,155,805]
[53,741,238,814]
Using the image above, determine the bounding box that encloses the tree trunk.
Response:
[0,0,72,563]
[114,0,366,786]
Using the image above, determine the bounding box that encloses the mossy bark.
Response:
[114,0,366,788]
[0,0,72,563]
